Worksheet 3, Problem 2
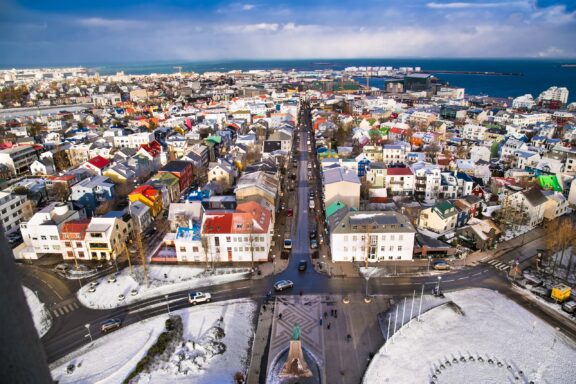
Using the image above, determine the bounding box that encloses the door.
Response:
[227,247,233,262]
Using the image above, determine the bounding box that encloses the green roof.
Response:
[206,135,222,144]
[151,172,179,186]
[326,200,347,218]
[434,200,455,215]
[538,175,562,192]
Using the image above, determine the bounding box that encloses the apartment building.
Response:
[0,191,33,234]
[0,145,38,176]
[112,132,155,149]
[330,211,416,262]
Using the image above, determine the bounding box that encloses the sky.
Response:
[1,0,576,66]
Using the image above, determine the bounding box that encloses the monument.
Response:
[279,324,313,378]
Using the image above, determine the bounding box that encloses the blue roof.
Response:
[176,225,201,241]
[187,189,211,201]
[456,172,473,182]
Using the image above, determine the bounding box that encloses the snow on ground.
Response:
[50,315,166,384]
[499,225,531,242]
[136,299,256,383]
[77,265,250,309]
[50,299,256,384]
[23,286,52,338]
[364,288,576,384]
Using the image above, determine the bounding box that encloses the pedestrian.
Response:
[327,322,331,330]
[279,313,283,320]
[263,305,266,312]
[335,309,338,318]
[347,334,351,342]
[320,317,323,326]
[324,311,328,319]
[192,340,196,349]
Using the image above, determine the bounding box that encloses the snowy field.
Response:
[23,286,52,338]
[51,299,256,384]
[364,288,576,384]
[77,265,250,309]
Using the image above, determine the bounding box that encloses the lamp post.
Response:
[165,294,170,315]
[272,255,276,275]
[427,256,432,273]
[436,276,442,295]
[85,323,92,342]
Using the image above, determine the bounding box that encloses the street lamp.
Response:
[85,323,92,342]
[272,255,276,275]
[436,276,442,294]
[428,256,432,273]
[165,294,171,315]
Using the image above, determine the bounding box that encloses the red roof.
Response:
[87,155,110,169]
[387,168,413,176]
[203,214,233,234]
[47,174,76,181]
[131,185,159,199]
[390,127,405,134]
[60,219,91,239]
[139,140,161,158]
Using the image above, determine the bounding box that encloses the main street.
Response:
[38,103,576,365]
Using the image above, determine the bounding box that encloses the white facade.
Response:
[512,94,536,110]
[113,132,155,149]
[0,191,33,234]
[538,86,569,104]
[462,124,487,141]
[412,163,441,203]
[330,211,416,262]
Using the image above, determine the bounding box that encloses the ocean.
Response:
[11,58,576,102]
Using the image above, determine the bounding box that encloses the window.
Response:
[91,233,103,238]
[53,245,60,250]
[76,242,82,247]
[398,246,402,252]
[399,235,404,241]
[381,246,385,252]
[41,236,47,240]
[50,235,58,241]
[381,235,386,241]
[226,237,231,242]
[389,246,393,251]
[234,247,238,252]
[43,245,49,250]
[343,246,348,252]
[352,235,357,241]
[390,235,395,241]
[180,247,186,252]
[343,235,349,241]
[65,241,71,247]
[78,251,85,258]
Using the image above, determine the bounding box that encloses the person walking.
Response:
[327,322,331,330]
[320,317,323,326]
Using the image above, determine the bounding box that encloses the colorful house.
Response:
[159,160,194,192]
[128,185,163,217]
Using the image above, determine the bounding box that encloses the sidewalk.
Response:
[246,301,275,384]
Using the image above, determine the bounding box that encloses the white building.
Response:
[330,211,416,262]
[18,202,84,259]
[512,94,536,110]
[382,142,410,165]
[411,162,442,203]
[0,191,33,234]
[538,86,569,105]
[112,132,155,149]
[462,124,487,141]
[323,166,361,210]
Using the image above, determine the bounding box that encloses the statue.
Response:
[280,324,312,378]
[292,324,301,341]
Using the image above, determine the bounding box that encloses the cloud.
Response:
[426,1,527,9]
[242,4,255,11]
[537,46,566,57]
[77,17,143,29]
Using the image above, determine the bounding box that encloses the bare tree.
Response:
[545,217,576,281]
[51,183,71,202]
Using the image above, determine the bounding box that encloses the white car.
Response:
[188,292,212,305]
[107,275,117,283]
[284,239,292,249]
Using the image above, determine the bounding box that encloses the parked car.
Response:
[274,280,294,291]
[309,231,317,240]
[562,300,576,314]
[310,239,318,249]
[130,289,138,296]
[100,319,122,333]
[188,292,212,305]
[118,294,125,301]
[107,274,117,283]
[433,261,451,271]
[287,209,293,217]
[54,264,70,273]
[309,199,315,209]
[298,260,307,271]
[318,235,324,245]
[284,239,292,249]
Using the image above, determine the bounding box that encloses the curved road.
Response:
[40,103,576,365]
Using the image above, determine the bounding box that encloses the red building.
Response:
[158,160,194,192]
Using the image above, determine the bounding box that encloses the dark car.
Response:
[309,231,317,240]
[298,260,307,271]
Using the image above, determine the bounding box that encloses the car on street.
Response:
[100,319,122,333]
[88,286,97,293]
[118,294,125,301]
[298,260,307,271]
[287,209,293,217]
[274,280,294,291]
[188,291,212,305]
[310,239,318,249]
[107,274,117,283]
[130,289,138,296]
[309,199,315,209]
[433,261,451,271]
[309,230,317,240]
[318,234,324,245]
[281,202,286,210]
[284,239,292,249]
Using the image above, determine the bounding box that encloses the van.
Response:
[562,300,576,314]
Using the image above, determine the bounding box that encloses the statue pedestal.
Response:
[279,340,313,378]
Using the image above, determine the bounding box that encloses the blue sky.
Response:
[1,0,576,66]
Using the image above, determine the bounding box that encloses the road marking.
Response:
[52,309,60,318]
[215,288,232,293]
[457,277,467,280]
[61,305,69,313]
[471,272,482,277]
[71,302,79,310]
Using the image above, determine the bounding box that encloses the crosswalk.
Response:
[52,301,80,318]
[486,259,511,271]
